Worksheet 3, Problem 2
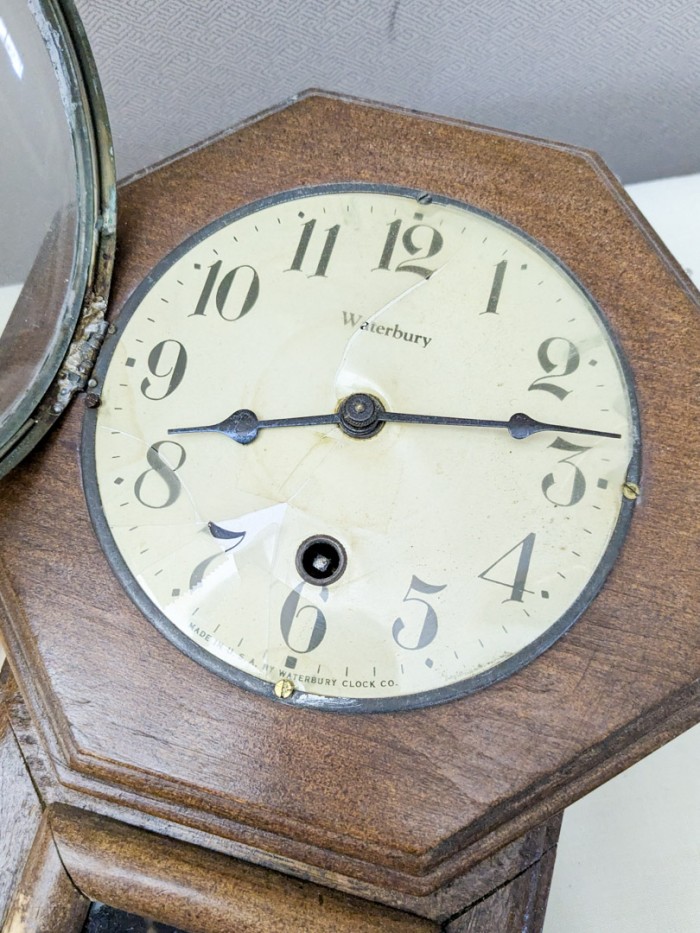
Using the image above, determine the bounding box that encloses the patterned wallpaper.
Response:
[76,0,700,183]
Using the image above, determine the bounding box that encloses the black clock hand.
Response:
[378,410,621,439]
[169,394,621,444]
[169,408,340,445]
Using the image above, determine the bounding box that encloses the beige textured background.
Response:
[75,0,700,183]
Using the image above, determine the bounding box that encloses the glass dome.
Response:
[0,0,114,476]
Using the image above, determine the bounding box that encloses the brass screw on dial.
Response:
[622,482,641,501]
[274,679,295,700]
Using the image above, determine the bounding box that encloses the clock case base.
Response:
[1,668,559,933]
[0,91,698,926]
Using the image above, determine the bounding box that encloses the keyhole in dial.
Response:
[296,535,347,585]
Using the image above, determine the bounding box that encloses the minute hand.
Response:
[377,410,621,440]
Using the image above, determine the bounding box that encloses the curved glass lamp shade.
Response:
[0,0,115,477]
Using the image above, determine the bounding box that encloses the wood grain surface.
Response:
[2,666,563,924]
[446,845,558,933]
[1,814,88,933]
[51,805,436,933]
[0,92,698,901]
[0,667,43,926]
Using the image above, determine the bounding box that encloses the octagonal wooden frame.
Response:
[0,92,698,923]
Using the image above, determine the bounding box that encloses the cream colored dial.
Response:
[85,185,639,710]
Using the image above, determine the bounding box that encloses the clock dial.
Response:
[84,184,639,710]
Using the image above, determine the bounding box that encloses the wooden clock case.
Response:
[1,92,699,932]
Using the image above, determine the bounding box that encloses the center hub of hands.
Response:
[338,393,385,438]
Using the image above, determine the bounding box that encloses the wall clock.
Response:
[0,2,698,931]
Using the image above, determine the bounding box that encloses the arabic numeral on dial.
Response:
[392,575,447,650]
[188,524,246,590]
[481,260,507,314]
[542,437,590,507]
[479,533,535,603]
[134,441,186,509]
[190,259,259,320]
[280,583,329,654]
[375,219,443,278]
[529,337,580,400]
[140,340,187,400]
[287,219,340,277]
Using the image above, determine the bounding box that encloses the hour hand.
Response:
[354,397,621,440]
[168,409,339,445]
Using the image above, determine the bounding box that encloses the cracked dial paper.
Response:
[85,185,639,711]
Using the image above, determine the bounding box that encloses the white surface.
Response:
[626,173,700,286]
[545,725,700,932]
[0,175,697,928]
[544,173,700,932]
[0,283,21,340]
